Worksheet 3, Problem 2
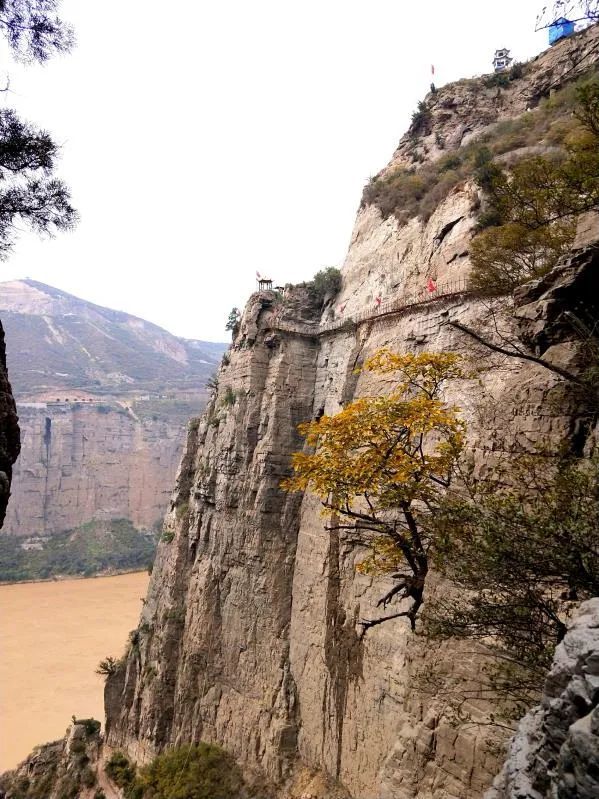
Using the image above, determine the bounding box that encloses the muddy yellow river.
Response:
[0,571,149,771]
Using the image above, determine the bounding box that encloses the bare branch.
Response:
[377,582,408,609]
[359,609,415,637]
[447,320,586,386]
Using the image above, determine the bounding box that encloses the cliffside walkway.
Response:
[272,278,469,338]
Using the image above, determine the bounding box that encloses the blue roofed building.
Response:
[549,17,575,45]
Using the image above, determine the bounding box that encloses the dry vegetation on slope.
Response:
[362,67,598,225]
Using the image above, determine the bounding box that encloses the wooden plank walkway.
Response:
[270,278,470,338]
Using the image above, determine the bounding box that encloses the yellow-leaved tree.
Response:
[282,350,465,633]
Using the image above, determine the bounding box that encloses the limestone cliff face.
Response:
[104,29,599,799]
[0,321,20,529]
[3,403,183,537]
[105,290,321,785]
[105,245,599,799]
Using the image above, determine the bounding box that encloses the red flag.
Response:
[375,296,382,307]
[256,271,261,279]
[431,64,435,75]
[427,278,437,293]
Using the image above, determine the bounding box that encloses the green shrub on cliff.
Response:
[483,62,525,89]
[73,717,101,736]
[469,220,575,295]
[222,386,236,407]
[95,656,120,678]
[410,100,431,135]
[424,453,599,712]
[106,751,136,790]
[113,744,245,799]
[139,743,244,799]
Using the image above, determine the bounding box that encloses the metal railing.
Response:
[272,319,320,337]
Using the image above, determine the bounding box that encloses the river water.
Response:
[0,571,149,771]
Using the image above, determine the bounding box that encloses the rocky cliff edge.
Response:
[486,599,599,799]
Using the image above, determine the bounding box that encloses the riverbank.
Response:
[0,565,149,587]
[0,519,157,583]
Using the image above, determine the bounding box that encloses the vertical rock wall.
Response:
[0,320,20,529]
[3,404,184,537]
[106,291,321,786]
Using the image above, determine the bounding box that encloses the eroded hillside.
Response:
[0,279,224,399]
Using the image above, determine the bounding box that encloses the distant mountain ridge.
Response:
[0,279,226,398]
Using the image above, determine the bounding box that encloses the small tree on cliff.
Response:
[309,266,342,305]
[95,655,119,678]
[282,350,465,633]
[470,80,599,295]
[225,307,240,334]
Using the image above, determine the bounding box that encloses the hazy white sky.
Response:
[1,1,550,341]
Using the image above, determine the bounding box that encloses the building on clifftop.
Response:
[493,48,513,72]
[257,276,273,291]
[549,17,575,45]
